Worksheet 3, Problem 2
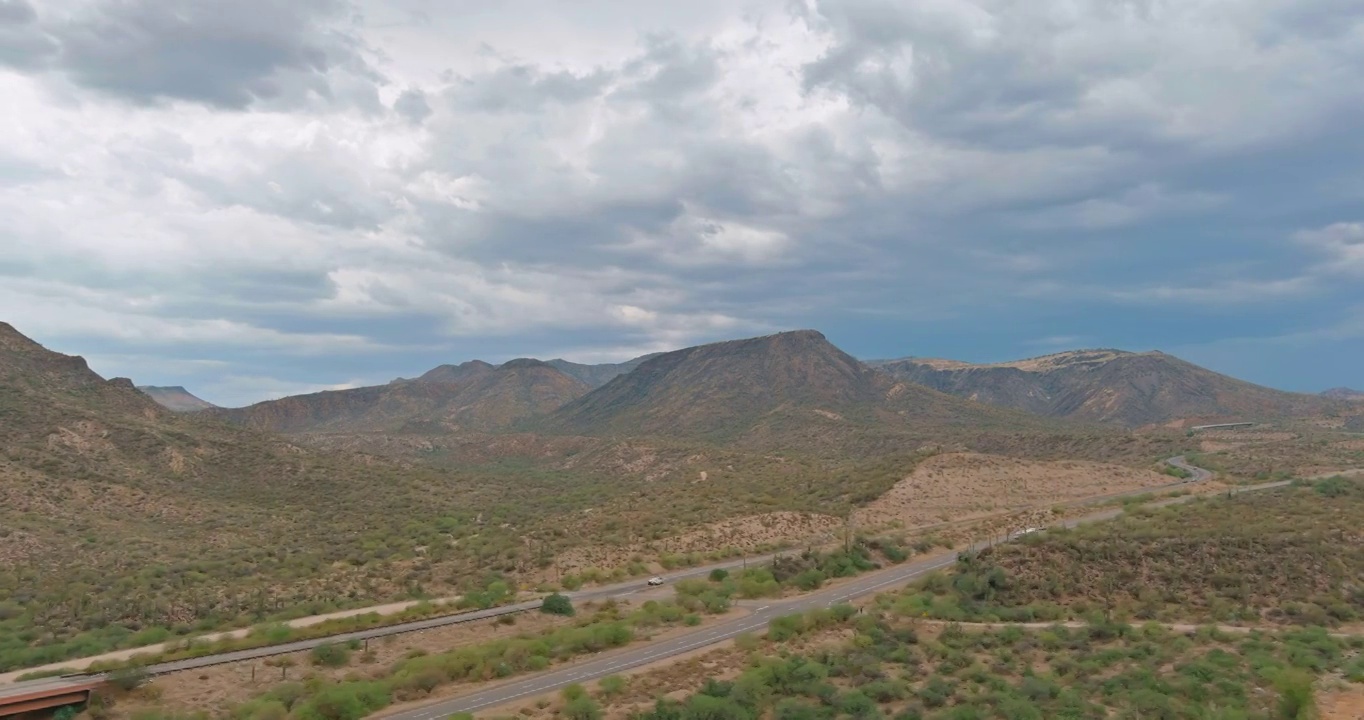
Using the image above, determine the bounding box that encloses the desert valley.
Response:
[4,319,1364,720]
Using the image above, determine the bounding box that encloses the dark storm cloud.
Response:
[7,0,381,109]
[0,0,57,68]
[0,0,35,23]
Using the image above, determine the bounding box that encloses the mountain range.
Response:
[1322,387,1364,401]
[155,334,1346,435]
[541,330,1037,443]
[206,358,590,434]
[869,349,1342,428]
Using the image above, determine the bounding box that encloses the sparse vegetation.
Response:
[0,319,1271,680]
[621,613,1364,720]
[897,478,1364,627]
[229,599,703,718]
[673,543,897,615]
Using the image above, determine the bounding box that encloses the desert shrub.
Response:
[598,674,627,696]
[107,665,150,691]
[291,682,389,720]
[564,695,602,720]
[310,643,351,667]
[541,593,575,616]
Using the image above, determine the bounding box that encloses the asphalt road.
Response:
[0,454,1239,710]
[383,551,965,720]
[1166,455,1214,483]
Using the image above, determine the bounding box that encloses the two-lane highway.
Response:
[383,550,966,720]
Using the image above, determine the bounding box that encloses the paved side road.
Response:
[1165,455,1214,483]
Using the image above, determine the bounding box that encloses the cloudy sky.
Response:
[3,0,1363,406]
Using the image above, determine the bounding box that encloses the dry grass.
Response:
[109,613,572,719]
[553,512,844,575]
[1187,425,1364,481]
[900,477,1364,627]
[852,452,1173,530]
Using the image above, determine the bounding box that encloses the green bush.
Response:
[1272,668,1317,719]
[309,643,352,667]
[291,682,390,720]
[541,593,575,616]
[564,695,602,720]
[768,614,807,642]
[598,674,627,696]
[107,665,150,691]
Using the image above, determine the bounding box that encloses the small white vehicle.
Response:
[647,576,665,586]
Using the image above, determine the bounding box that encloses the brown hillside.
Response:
[1322,387,1364,401]
[542,330,1061,444]
[410,360,496,384]
[0,321,541,671]
[207,359,589,434]
[137,385,218,412]
[872,349,1342,427]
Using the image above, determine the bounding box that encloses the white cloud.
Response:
[1,277,385,353]
[1295,222,1364,276]
[3,0,1364,400]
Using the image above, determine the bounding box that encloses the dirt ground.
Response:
[1320,683,1364,719]
[110,612,572,719]
[851,452,1174,531]
[553,511,843,575]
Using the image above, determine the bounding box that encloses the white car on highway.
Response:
[647,576,665,586]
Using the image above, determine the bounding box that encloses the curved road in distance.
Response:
[0,455,1232,712]
[1166,455,1214,483]
[382,460,1282,720]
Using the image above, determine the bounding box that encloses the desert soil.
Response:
[1320,684,1364,720]
[552,511,843,575]
[852,452,1174,531]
